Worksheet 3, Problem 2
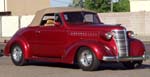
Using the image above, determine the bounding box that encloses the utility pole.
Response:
[111,0,119,12]
[80,0,85,8]
[111,0,113,12]
[4,0,6,11]
[80,0,83,8]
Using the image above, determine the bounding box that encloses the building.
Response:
[0,0,50,15]
[130,0,150,12]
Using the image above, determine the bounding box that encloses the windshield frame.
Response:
[63,11,102,25]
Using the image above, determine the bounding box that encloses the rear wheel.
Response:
[11,44,27,66]
[122,60,143,69]
[77,47,100,71]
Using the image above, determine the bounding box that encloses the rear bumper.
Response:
[102,54,147,62]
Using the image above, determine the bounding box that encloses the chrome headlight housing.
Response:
[127,31,134,38]
[105,32,113,40]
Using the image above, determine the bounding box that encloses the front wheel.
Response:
[77,47,100,71]
[11,44,27,66]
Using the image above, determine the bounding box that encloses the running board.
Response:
[31,56,62,63]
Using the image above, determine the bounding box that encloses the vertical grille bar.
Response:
[113,30,128,57]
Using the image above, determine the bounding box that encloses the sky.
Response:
[50,0,73,7]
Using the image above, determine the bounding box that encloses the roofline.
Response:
[30,7,96,26]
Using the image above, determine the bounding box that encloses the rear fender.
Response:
[63,40,107,64]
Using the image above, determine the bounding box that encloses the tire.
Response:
[77,47,100,71]
[11,44,27,66]
[122,60,143,69]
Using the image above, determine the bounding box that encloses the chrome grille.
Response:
[113,30,128,57]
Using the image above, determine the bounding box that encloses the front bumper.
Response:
[102,55,147,62]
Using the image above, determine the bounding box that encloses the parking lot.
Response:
[0,43,150,77]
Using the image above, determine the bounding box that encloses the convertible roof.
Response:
[30,7,95,26]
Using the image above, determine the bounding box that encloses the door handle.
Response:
[35,31,40,34]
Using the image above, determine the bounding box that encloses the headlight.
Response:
[127,31,134,38]
[105,32,113,40]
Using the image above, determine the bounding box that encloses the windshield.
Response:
[64,11,101,25]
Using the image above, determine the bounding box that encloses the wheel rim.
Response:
[12,46,22,62]
[80,50,93,67]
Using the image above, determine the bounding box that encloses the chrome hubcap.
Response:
[80,50,93,66]
[12,46,22,62]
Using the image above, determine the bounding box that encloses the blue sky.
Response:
[50,0,73,7]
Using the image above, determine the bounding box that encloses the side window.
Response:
[40,13,62,26]
[84,14,93,23]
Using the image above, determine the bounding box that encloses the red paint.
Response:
[129,39,145,56]
[4,11,145,64]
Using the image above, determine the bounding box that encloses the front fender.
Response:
[129,39,145,56]
[62,40,108,64]
[4,36,30,59]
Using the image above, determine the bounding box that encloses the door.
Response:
[33,13,67,58]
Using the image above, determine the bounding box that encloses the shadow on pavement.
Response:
[27,61,150,71]
[138,64,150,69]
[28,61,80,69]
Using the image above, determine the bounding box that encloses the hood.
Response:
[67,24,126,32]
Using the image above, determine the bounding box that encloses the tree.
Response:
[72,0,81,7]
[73,0,130,12]
[84,0,111,12]
[113,0,130,12]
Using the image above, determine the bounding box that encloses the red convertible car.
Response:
[4,7,146,71]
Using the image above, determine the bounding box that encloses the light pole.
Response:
[111,0,113,12]
[80,0,85,8]
[4,0,6,11]
[110,0,119,12]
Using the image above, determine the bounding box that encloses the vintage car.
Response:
[4,7,146,71]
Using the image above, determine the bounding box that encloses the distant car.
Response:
[0,49,3,57]
[4,7,146,71]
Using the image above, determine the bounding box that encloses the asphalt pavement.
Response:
[0,43,150,77]
[0,56,150,77]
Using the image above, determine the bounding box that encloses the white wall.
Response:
[0,0,5,12]
[20,15,34,28]
[130,0,150,12]
[0,15,35,37]
[0,12,150,41]
[1,16,19,37]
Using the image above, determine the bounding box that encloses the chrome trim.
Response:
[102,55,146,62]
[144,52,150,60]
[79,50,93,66]
[112,29,128,57]
[12,46,23,62]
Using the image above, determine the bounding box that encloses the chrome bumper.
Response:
[102,55,147,62]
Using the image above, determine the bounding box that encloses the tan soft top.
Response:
[30,7,95,26]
